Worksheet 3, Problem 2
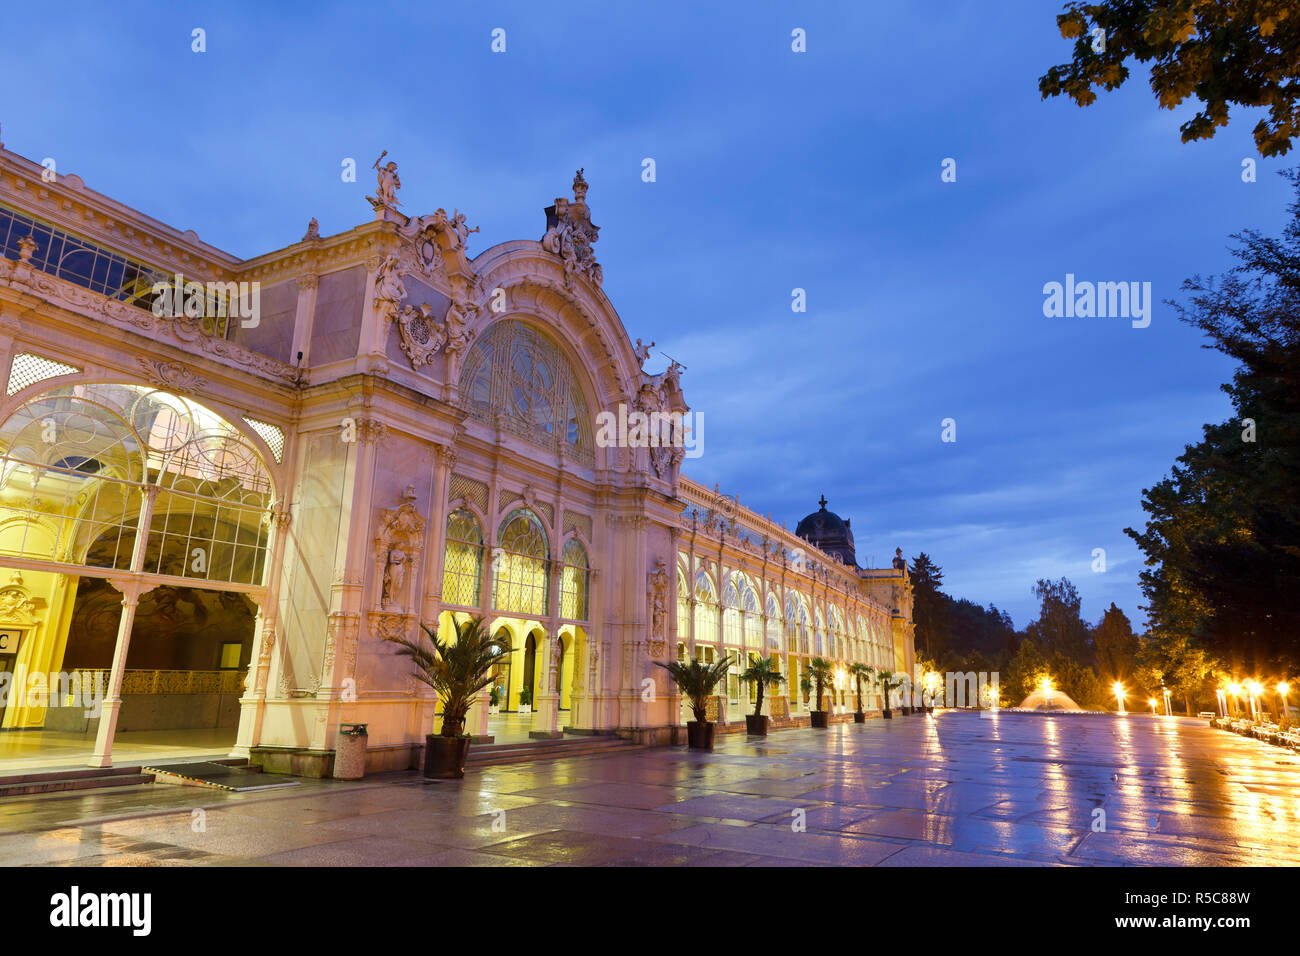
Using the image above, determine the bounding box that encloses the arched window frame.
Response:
[458,319,594,464]
[0,383,274,586]
[492,507,550,616]
[559,537,589,622]
[693,568,718,650]
[765,593,782,653]
[442,508,484,608]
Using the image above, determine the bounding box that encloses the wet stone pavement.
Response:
[2,711,1298,867]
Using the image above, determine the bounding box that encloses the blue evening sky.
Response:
[3,1,1291,629]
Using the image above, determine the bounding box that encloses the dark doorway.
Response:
[523,633,536,707]
[492,628,513,711]
[556,636,566,710]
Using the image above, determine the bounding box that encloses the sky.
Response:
[2,1,1292,629]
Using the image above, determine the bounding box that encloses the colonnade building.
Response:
[0,144,915,773]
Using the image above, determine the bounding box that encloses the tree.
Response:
[1094,603,1140,681]
[739,654,785,718]
[389,615,508,738]
[1003,638,1050,707]
[847,662,875,714]
[1125,171,1300,676]
[1138,631,1217,715]
[806,657,834,713]
[909,552,947,659]
[1025,578,1092,665]
[656,656,732,723]
[1039,1,1300,156]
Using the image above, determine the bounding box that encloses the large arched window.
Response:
[0,383,273,584]
[765,593,782,652]
[829,606,845,660]
[785,593,809,655]
[693,569,718,650]
[492,508,549,616]
[560,538,589,621]
[741,579,762,652]
[458,320,594,464]
[722,576,741,648]
[441,509,483,608]
[677,565,690,641]
[814,608,826,657]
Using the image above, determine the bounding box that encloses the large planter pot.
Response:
[810,710,829,728]
[745,714,770,736]
[423,734,471,779]
[901,706,913,716]
[853,711,865,723]
[686,720,716,750]
[882,708,893,719]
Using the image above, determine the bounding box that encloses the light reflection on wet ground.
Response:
[2,712,1297,866]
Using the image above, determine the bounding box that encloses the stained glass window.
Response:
[459,320,594,464]
[492,508,549,616]
[560,538,589,621]
[442,509,483,608]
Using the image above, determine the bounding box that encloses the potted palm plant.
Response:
[877,669,902,719]
[799,674,812,709]
[848,662,874,723]
[739,653,785,736]
[656,654,732,750]
[807,656,834,727]
[389,615,508,779]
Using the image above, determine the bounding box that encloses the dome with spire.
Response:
[795,495,857,567]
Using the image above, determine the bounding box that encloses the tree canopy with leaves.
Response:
[1125,170,1300,676]
[1039,1,1300,156]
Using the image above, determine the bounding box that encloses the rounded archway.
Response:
[0,381,276,754]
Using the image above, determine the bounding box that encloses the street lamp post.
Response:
[1148,697,1158,716]
[1113,681,1126,716]
[1243,680,1263,722]
[1279,682,1291,722]
[1161,686,1172,717]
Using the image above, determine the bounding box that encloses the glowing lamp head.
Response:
[1112,681,1125,699]
[1148,698,1157,708]
[1228,682,1243,697]
[1039,676,1054,696]
[1279,682,1291,697]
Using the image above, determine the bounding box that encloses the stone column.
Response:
[530,561,563,738]
[289,273,320,369]
[666,525,682,732]
[89,484,159,768]
[88,579,153,768]
[231,606,275,758]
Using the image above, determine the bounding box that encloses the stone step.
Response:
[464,736,641,767]
[0,767,156,799]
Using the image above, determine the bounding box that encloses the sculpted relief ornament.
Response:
[368,151,403,221]
[375,485,426,612]
[364,161,483,371]
[542,169,603,289]
[394,302,446,367]
[647,560,669,657]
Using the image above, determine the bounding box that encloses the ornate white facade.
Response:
[0,145,914,773]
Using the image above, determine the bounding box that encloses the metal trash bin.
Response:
[334,723,368,780]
